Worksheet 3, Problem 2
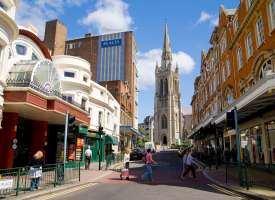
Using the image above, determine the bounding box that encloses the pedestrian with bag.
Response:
[85,145,92,170]
[181,149,197,180]
[29,151,44,191]
[141,148,157,183]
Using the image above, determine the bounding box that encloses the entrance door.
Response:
[162,135,167,145]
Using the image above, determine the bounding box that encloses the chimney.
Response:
[85,33,92,37]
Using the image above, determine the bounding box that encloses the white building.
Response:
[138,116,154,142]
[53,55,121,152]
[0,0,19,127]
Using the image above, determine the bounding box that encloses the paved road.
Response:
[41,151,245,200]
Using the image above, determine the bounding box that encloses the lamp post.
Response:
[98,125,104,170]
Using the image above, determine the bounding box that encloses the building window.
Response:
[81,98,87,109]
[98,111,103,126]
[246,32,253,59]
[256,16,265,46]
[234,17,239,33]
[88,108,92,116]
[247,0,254,8]
[161,115,167,129]
[64,71,75,78]
[237,47,243,70]
[83,76,88,82]
[16,44,27,55]
[269,0,275,30]
[226,59,231,77]
[107,112,110,124]
[227,95,234,105]
[63,95,73,103]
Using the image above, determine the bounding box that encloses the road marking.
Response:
[207,184,244,199]
[38,182,98,200]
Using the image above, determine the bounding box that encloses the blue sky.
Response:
[16,0,239,122]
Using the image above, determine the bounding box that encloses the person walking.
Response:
[85,146,92,170]
[180,148,188,178]
[29,151,44,191]
[141,148,157,183]
[181,149,197,179]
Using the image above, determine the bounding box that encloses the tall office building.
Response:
[44,20,138,129]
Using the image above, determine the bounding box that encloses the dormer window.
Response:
[16,44,27,55]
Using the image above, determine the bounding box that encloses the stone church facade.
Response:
[154,24,182,146]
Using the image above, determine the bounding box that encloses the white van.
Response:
[144,142,156,153]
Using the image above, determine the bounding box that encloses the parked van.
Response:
[144,142,156,153]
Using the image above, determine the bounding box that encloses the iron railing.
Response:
[6,78,87,112]
[0,162,80,198]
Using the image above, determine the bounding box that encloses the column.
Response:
[0,112,19,168]
[30,121,48,161]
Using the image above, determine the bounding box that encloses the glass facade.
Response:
[96,32,125,82]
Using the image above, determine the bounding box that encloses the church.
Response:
[154,24,182,147]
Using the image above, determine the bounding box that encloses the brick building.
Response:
[190,0,275,166]
[43,20,138,130]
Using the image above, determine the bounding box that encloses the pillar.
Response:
[0,112,19,168]
[30,121,48,161]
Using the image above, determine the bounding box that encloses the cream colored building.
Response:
[0,0,18,127]
[154,24,182,146]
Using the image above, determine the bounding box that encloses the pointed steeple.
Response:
[161,23,172,68]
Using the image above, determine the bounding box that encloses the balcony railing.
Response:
[6,78,87,112]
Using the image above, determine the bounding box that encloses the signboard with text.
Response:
[101,39,122,48]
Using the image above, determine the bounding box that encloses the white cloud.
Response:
[137,49,195,90]
[196,11,218,26]
[79,0,133,34]
[16,0,87,38]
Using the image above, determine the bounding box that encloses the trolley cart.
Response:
[120,168,129,180]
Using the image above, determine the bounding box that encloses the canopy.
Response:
[120,125,144,138]
[105,135,119,145]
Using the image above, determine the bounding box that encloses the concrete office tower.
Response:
[44,19,67,56]
[154,24,182,147]
[44,20,138,129]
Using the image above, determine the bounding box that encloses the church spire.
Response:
[161,23,172,68]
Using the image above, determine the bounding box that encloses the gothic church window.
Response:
[160,79,163,96]
[164,78,168,96]
[161,115,167,129]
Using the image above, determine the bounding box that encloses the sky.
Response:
[15,0,240,122]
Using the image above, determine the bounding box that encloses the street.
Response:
[39,151,246,200]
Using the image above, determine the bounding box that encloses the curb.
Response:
[11,170,114,200]
[202,170,272,200]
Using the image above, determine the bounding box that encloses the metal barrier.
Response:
[0,162,80,198]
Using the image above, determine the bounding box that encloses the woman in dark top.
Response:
[29,151,44,191]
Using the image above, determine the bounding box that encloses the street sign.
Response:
[0,179,13,190]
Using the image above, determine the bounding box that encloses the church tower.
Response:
[154,24,182,147]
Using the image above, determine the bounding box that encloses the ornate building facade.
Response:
[191,0,275,166]
[154,25,182,146]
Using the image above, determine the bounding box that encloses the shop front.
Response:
[0,59,90,169]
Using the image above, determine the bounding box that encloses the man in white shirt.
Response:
[85,146,92,170]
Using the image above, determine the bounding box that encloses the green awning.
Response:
[105,135,119,145]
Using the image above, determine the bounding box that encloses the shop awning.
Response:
[105,135,119,145]
[120,125,144,138]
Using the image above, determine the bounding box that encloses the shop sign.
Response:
[101,39,122,48]
[0,179,13,190]
[77,138,84,148]
[78,126,88,135]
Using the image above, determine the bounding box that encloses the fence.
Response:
[0,162,80,198]
[224,162,275,190]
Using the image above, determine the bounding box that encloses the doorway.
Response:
[162,135,167,145]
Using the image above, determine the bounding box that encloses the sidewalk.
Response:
[8,161,123,200]
[203,166,275,200]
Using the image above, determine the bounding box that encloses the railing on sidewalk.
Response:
[0,162,81,198]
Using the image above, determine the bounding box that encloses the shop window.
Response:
[16,44,27,55]
[251,126,264,164]
[256,16,265,46]
[64,71,75,78]
[266,121,275,164]
[269,0,275,31]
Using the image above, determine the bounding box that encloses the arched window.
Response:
[259,59,273,79]
[160,79,163,96]
[164,78,168,96]
[161,114,167,129]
